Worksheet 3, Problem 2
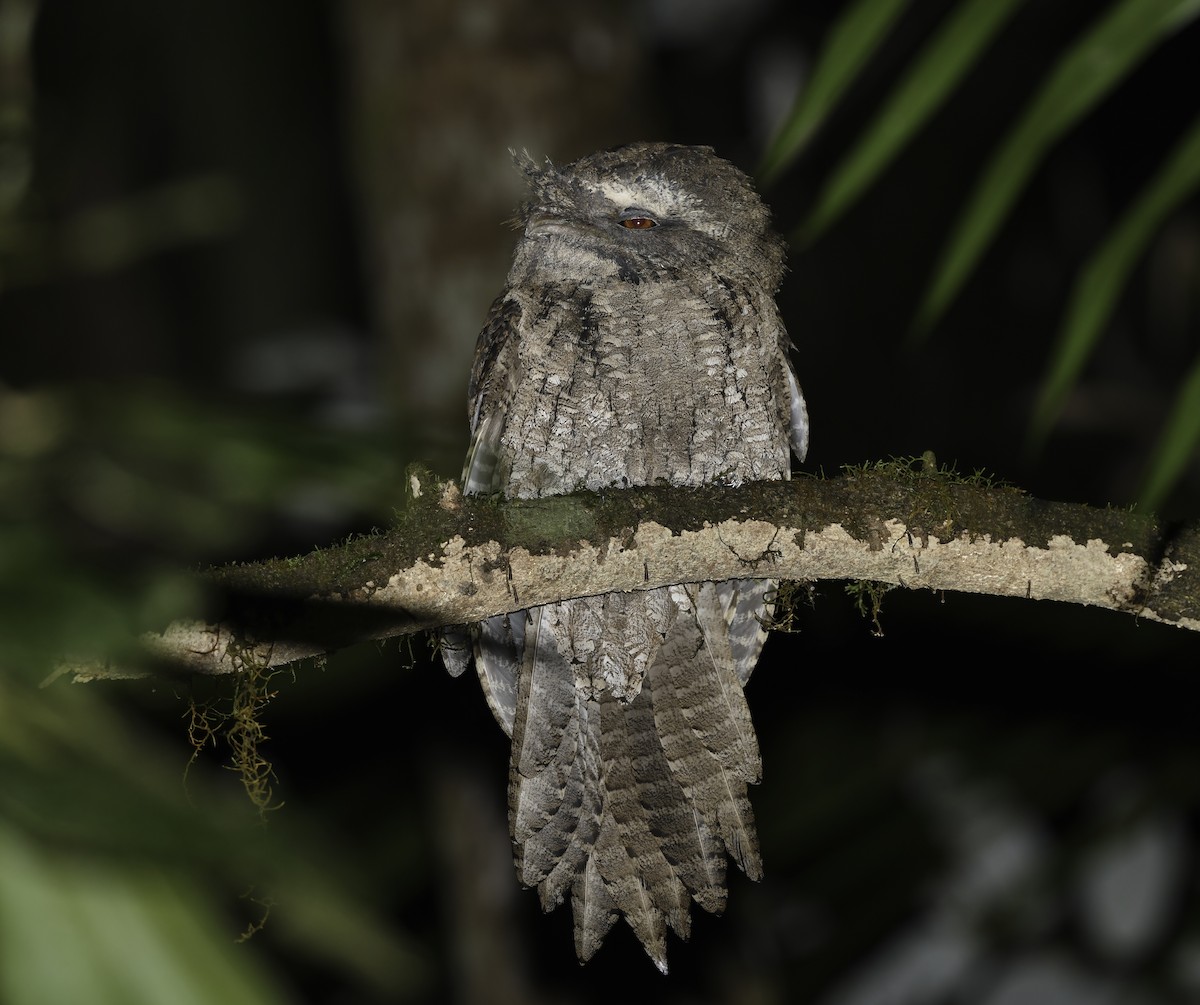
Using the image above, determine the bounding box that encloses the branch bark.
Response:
[65,463,1200,681]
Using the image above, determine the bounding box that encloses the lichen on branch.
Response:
[66,461,1200,681]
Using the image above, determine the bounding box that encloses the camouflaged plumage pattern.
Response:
[443,142,808,972]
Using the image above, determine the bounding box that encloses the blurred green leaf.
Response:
[0,824,286,1005]
[913,0,1200,337]
[802,0,1028,242]
[759,0,912,184]
[0,673,284,1005]
[0,658,429,1001]
[1030,112,1200,450]
[0,380,430,999]
[0,382,407,675]
[1139,354,1200,513]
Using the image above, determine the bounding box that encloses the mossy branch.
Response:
[64,461,1200,680]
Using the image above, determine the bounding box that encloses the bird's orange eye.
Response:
[620,216,657,229]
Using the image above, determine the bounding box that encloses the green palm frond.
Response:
[800,0,1029,244]
[762,0,1200,508]
[1030,113,1200,453]
[914,0,1200,336]
[759,0,913,184]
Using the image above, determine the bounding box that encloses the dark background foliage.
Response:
[2,1,1199,1002]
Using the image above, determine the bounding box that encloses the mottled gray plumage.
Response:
[443,142,808,971]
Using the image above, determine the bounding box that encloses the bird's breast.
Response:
[499,281,789,498]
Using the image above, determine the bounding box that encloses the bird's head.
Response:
[510,142,785,291]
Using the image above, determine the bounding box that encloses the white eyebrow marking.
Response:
[576,176,728,242]
[582,178,681,217]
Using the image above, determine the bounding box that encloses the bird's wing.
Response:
[785,359,809,464]
[442,294,526,729]
[462,293,522,494]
